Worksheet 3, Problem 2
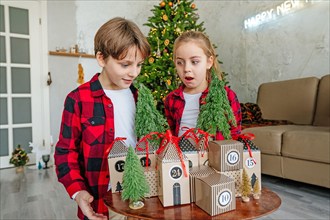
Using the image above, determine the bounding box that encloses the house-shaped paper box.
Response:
[208,140,243,172]
[243,144,261,192]
[195,173,236,216]
[179,137,199,169]
[107,139,129,193]
[136,138,159,169]
[189,165,216,203]
[144,167,158,198]
[179,128,211,167]
[157,139,190,207]
[220,169,242,197]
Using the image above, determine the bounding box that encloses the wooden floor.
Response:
[0,165,329,220]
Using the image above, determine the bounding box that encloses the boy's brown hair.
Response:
[94,17,150,60]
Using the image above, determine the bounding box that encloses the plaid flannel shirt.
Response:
[164,84,242,140]
[54,73,137,219]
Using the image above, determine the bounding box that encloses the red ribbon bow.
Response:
[136,132,163,167]
[156,130,188,177]
[236,133,256,164]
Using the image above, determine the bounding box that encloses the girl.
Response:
[164,31,241,140]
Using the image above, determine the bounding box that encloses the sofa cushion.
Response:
[257,77,319,125]
[313,74,330,127]
[282,126,330,163]
[242,125,300,156]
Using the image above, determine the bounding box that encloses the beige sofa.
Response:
[242,74,330,188]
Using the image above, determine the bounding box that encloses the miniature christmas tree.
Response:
[241,168,252,202]
[137,0,205,112]
[121,146,150,209]
[135,83,168,139]
[115,181,123,193]
[253,177,261,199]
[196,68,236,139]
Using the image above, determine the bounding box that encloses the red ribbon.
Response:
[156,130,188,177]
[136,132,163,167]
[180,127,212,157]
[236,133,256,164]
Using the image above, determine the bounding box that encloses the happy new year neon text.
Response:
[244,0,316,29]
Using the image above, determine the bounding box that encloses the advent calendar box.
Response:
[220,169,242,197]
[243,148,261,192]
[195,173,236,216]
[136,136,161,169]
[108,140,129,193]
[144,167,158,197]
[157,141,190,207]
[179,129,210,168]
[208,140,243,172]
[189,165,215,202]
[179,137,199,168]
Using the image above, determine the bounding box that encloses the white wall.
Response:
[48,0,330,141]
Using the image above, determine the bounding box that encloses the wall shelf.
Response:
[49,51,95,58]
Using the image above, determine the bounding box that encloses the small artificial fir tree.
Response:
[121,147,150,209]
[137,0,205,112]
[135,83,168,139]
[196,68,236,139]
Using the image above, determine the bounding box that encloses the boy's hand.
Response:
[75,190,108,220]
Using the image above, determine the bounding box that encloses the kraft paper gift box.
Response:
[144,167,158,198]
[179,128,211,167]
[195,173,236,216]
[220,169,242,197]
[189,165,216,202]
[238,137,262,192]
[136,139,159,169]
[179,137,199,168]
[208,140,243,172]
[107,139,129,193]
[156,131,190,207]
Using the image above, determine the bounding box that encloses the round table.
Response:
[103,187,281,219]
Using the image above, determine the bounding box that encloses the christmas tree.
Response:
[135,83,168,139]
[121,147,150,206]
[137,0,205,112]
[196,68,236,139]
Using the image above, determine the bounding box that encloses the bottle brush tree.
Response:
[253,177,261,199]
[241,168,252,202]
[135,83,168,139]
[121,146,150,208]
[196,68,236,139]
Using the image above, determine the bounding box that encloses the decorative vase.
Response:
[129,200,144,209]
[16,166,24,173]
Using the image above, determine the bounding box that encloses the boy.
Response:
[54,17,150,219]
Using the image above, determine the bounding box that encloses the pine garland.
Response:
[121,146,150,203]
[196,68,236,139]
[135,83,168,139]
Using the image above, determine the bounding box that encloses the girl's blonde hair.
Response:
[173,31,222,80]
[94,17,150,60]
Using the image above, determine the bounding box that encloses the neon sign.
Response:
[244,0,317,29]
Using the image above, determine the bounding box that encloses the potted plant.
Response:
[9,144,29,173]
